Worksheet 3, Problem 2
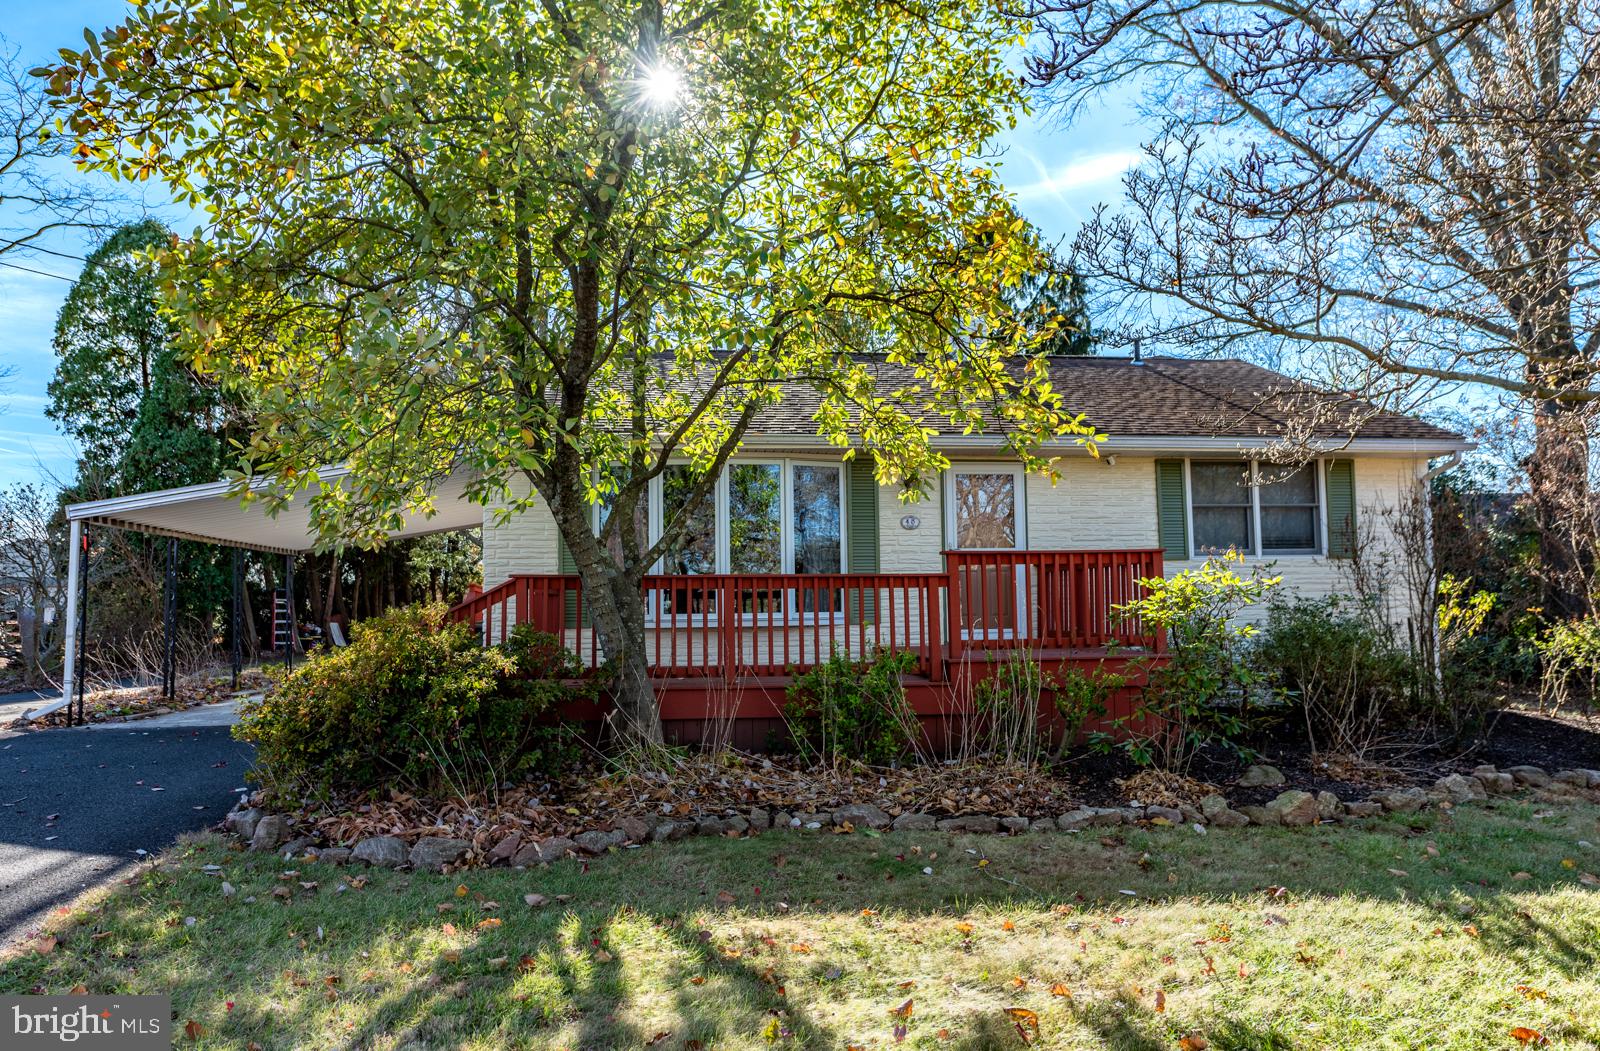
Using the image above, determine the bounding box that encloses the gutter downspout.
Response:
[1419,450,1464,694]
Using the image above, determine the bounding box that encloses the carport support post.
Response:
[163,537,178,699]
[283,552,295,673]
[231,548,242,690]
[61,519,82,727]
[75,527,89,725]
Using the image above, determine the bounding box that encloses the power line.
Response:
[0,241,159,285]
[0,258,77,283]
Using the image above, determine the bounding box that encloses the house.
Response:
[51,355,1468,741]
[454,356,1467,744]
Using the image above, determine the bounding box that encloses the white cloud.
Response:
[1012,150,1144,201]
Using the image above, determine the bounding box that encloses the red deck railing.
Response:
[448,548,1164,679]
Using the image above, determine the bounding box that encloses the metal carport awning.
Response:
[46,468,483,721]
[66,467,481,555]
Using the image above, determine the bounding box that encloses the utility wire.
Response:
[0,258,78,283]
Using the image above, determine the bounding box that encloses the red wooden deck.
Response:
[449,549,1166,749]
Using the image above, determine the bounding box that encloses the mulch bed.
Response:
[302,754,1075,850]
[259,701,1600,858]
[1045,702,1600,810]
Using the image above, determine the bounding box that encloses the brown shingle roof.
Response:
[743,356,1463,446]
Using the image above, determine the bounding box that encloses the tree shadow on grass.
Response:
[7,802,1600,1049]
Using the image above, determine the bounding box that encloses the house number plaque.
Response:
[900,515,921,531]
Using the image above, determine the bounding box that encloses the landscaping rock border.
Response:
[221,762,1600,873]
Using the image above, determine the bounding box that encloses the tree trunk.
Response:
[241,576,259,657]
[1527,399,1593,618]
[581,566,662,745]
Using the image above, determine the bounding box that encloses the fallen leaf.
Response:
[889,998,914,1019]
[1005,1007,1040,1044]
[1510,1027,1549,1046]
[183,1019,204,1041]
[594,948,614,963]
[955,922,974,935]
[1050,983,1071,997]
[455,884,469,897]
[1154,989,1166,1012]
[789,943,812,954]
[476,918,502,931]
[1178,1034,1210,1051]
[68,984,88,995]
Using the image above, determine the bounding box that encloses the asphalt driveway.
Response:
[0,718,254,946]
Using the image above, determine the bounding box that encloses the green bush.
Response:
[1110,553,1278,772]
[1048,663,1121,759]
[783,649,921,765]
[1253,595,1418,756]
[236,606,582,799]
[1535,615,1600,714]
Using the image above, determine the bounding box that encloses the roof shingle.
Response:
[744,356,1463,446]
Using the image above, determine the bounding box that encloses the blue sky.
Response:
[0,4,1147,490]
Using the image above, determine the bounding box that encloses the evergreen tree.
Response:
[50,222,238,648]
[48,220,174,477]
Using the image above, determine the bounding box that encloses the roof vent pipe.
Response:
[1131,338,1143,365]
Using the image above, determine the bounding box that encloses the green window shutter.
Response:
[557,533,581,628]
[1155,460,1188,561]
[1326,459,1356,558]
[847,456,880,573]
[847,456,879,625]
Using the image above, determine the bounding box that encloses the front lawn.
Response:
[4,804,1599,1050]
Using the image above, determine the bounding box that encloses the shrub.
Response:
[236,605,582,799]
[1253,595,1417,756]
[1110,553,1278,772]
[783,649,921,765]
[1048,663,1122,759]
[1535,615,1600,715]
[969,654,1047,766]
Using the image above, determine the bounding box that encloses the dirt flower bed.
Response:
[288,752,1075,854]
[229,740,1600,877]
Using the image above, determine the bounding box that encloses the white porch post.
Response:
[61,518,82,718]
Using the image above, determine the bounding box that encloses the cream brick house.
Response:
[54,355,1466,735]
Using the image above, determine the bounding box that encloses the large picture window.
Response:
[1187,460,1323,557]
[595,459,845,579]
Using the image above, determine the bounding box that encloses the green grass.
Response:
[4,803,1600,1050]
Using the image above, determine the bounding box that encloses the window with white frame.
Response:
[1188,460,1322,557]
[599,459,845,577]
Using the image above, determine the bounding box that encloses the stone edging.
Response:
[222,762,1600,874]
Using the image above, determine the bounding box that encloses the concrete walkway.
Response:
[0,701,254,947]
[0,687,54,727]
